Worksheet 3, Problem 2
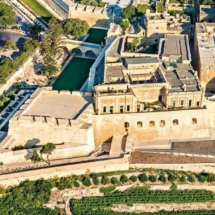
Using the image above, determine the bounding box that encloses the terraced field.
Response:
[70,187,215,215]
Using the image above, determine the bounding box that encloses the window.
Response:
[160,120,165,127]
[189,100,192,107]
[192,118,197,124]
[149,121,155,127]
[172,101,176,108]
[158,95,162,102]
[120,105,124,113]
[103,106,106,113]
[137,105,140,112]
[197,101,200,107]
[173,119,179,125]
[125,122,129,128]
[181,100,184,107]
[127,105,130,112]
[137,121,142,127]
[110,106,113,114]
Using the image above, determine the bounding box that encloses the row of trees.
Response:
[0,2,16,26]
[0,38,39,84]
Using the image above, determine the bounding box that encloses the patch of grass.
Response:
[85,28,107,44]
[53,57,94,91]
[21,0,53,22]
[100,186,116,194]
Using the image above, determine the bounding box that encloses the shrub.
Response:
[138,173,148,182]
[72,174,78,181]
[170,183,177,191]
[120,175,128,183]
[90,173,98,179]
[93,177,100,185]
[197,174,207,183]
[158,174,166,183]
[207,173,215,182]
[111,177,119,185]
[187,175,195,182]
[168,173,178,182]
[101,175,110,185]
[58,177,72,190]
[148,175,157,182]
[82,176,91,187]
[179,175,186,183]
[129,175,137,182]
[100,186,116,194]
[73,181,80,187]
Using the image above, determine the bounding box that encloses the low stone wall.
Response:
[0,156,129,187]
[130,163,215,173]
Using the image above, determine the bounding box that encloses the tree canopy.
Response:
[121,5,136,19]
[61,18,90,39]
[0,3,16,26]
[121,19,130,31]
[40,142,56,166]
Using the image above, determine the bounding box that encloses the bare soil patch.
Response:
[130,151,215,164]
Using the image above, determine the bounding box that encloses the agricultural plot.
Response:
[21,0,52,22]
[70,187,215,215]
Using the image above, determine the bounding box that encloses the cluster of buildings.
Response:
[1,0,215,170]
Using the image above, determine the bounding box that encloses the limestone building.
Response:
[194,22,215,92]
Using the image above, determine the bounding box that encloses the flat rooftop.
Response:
[195,22,215,65]
[125,57,159,65]
[24,93,93,119]
[161,34,190,61]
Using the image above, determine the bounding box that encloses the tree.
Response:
[61,18,90,39]
[0,3,16,26]
[159,174,166,183]
[156,2,164,13]
[73,181,80,187]
[129,175,137,182]
[137,4,152,14]
[111,177,119,185]
[101,175,110,185]
[41,17,63,66]
[42,64,59,78]
[121,5,136,19]
[82,176,91,187]
[148,175,157,182]
[121,19,130,31]
[28,150,42,167]
[4,40,16,49]
[27,24,45,37]
[0,161,3,170]
[138,173,148,182]
[120,174,128,183]
[23,38,40,52]
[40,142,56,166]
[132,38,140,51]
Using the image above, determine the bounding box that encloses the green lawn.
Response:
[85,28,107,44]
[53,57,95,91]
[21,0,53,23]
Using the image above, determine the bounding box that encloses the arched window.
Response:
[160,120,165,127]
[149,121,155,127]
[173,119,179,125]
[192,118,197,124]
[137,121,142,127]
[125,122,129,128]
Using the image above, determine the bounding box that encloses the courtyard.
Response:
[53,57,95,91]
[85,28,107,44]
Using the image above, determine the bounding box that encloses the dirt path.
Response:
[112,202,215,213]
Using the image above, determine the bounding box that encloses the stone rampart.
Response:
[93,108,210,144]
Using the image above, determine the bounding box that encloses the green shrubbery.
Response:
[100,186,116,194]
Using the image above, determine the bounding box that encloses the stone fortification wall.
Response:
[7,89,94,148]
[0,156,129,187]
[93,108,210,144]
[0,142,94,164]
